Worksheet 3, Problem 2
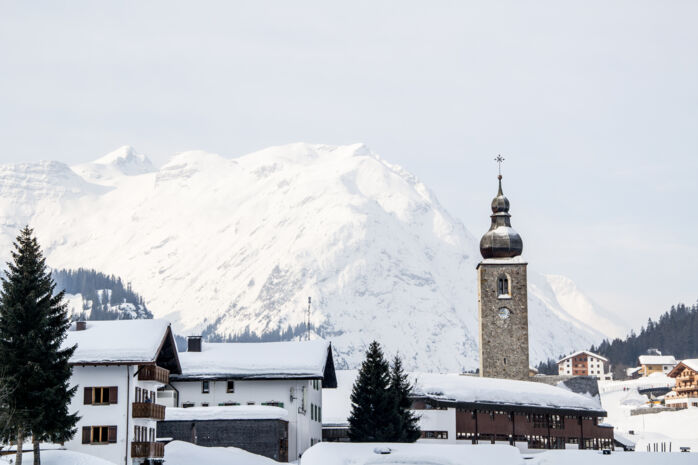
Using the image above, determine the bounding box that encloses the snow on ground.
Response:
[600,377,698,452]
[0,449,116,465]
[164,440,278,465]
[165,405,288,421]
[528,450,696,464]
[300,442,524,465]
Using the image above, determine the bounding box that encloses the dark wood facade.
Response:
[413,398,614,450]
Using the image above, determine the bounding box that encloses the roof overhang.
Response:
[410,395,607,417]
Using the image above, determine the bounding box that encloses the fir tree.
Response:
[387,355,420,442]
[0,227,78,465]
[348,341,395,442]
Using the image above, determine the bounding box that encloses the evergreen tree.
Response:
[0,227,78,465]
[348,341,394,442]
[387,355,420,442]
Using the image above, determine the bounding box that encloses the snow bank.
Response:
[414,373,602,412]
[0,449,116,465]
[529,450,696,464]
[175,339,329,379]
[164,440,278,465]
[63,319,170,363]
[165,405,288,421]
[300,442,524,465]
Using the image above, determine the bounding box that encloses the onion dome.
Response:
[479,175,523,259]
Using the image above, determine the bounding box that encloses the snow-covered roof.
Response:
[558,350,608,363]
[626,366,641,376]
[667,359,698,377]
[165,405,288,422]
[301,443,523,465]
[413,373,603,413]
[638,355,677,366]
[173,339,334,382]
[64,319,173,365]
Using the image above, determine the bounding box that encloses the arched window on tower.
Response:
[497,275,510,298]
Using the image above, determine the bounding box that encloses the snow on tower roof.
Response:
[638,355,677,366]
[413,373,603,413]
[173,339,336,384]
[64,319,173,365]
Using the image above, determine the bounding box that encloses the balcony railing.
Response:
[132,402,165,420]
[138,365,170,384]
[131,441,164,458]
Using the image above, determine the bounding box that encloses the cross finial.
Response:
[494,154,505,177]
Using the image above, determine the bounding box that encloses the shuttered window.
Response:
[82,426,117,444]
[83,387,118,405]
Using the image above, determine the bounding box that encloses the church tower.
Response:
[477,160,529,380]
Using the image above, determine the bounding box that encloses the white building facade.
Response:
[63,320,181,465]
[162,338,336,461]
[557,351,611,380]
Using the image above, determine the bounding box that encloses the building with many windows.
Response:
[62,319,181,465]
[159,337,336,461]
[665,359,698,408]
[557,351,610,380]
[638,354,677,376]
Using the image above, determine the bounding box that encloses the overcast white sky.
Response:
[1,1,696,329]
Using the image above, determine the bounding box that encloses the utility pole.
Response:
[306,296,311,341]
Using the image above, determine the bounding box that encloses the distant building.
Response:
[626,367,642,379]
[322,371,614,451]
[557,351,611,380]
[62,319,181,465]
[159,337,337,462]
[665,359,698,409]
[638,354,677,376]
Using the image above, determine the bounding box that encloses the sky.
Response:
[0,1,696,330]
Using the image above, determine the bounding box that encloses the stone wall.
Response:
[478,262,529,380]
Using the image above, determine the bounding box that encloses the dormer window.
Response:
[497,275,511,298]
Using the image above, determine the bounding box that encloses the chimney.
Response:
[187,336,202,352]
[75,320,87,331]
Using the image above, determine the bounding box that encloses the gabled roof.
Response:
[667,359,698,378]
[638,355,677,366]
[64,319,181,373]
[557,350,608,364]
[412,373,604,414]
[171,339,337,387]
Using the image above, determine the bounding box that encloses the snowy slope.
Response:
[0,143,622,371]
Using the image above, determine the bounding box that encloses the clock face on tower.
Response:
[498,307,511,320]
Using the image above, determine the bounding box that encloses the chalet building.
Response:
[638,354,677,376]
[557,351,611,380]
[322,372,614,451]
[62,319,181,465]
[159,337,337,461]
[665,359,698,409]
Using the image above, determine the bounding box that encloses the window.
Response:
[226,380,235,393]
[421,431,448,439]
[82,426,116,445]
[262,401,285,408]
[497,275,510,297]
[201,403,209,407]
[247,401,256,405]
[533,414,547,429]
[202,381,210,394]
[84,387,117,405]
[550,415,564,429]
[182,402,195,408]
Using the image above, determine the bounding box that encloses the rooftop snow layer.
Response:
[64,319,171,364]
[414,373,603,412]
[638,355,677,366]
[165,405,288,422]
[558,350,608,363]
[175,339,329,379]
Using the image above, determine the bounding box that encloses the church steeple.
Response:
[479,159,523,259]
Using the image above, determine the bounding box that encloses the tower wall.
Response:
[478,261,529,380]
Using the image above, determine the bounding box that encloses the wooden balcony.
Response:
[138,365,170,384]
[131,441,164,458]
[674,385,698,393]
[132,402,165,420]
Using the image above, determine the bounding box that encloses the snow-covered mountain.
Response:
[0,143,624,370]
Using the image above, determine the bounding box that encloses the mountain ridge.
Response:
[0,143,624,370]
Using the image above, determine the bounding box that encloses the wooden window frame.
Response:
[201,380,210,394]
[84,386,118,405]
[82,425,117,445]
